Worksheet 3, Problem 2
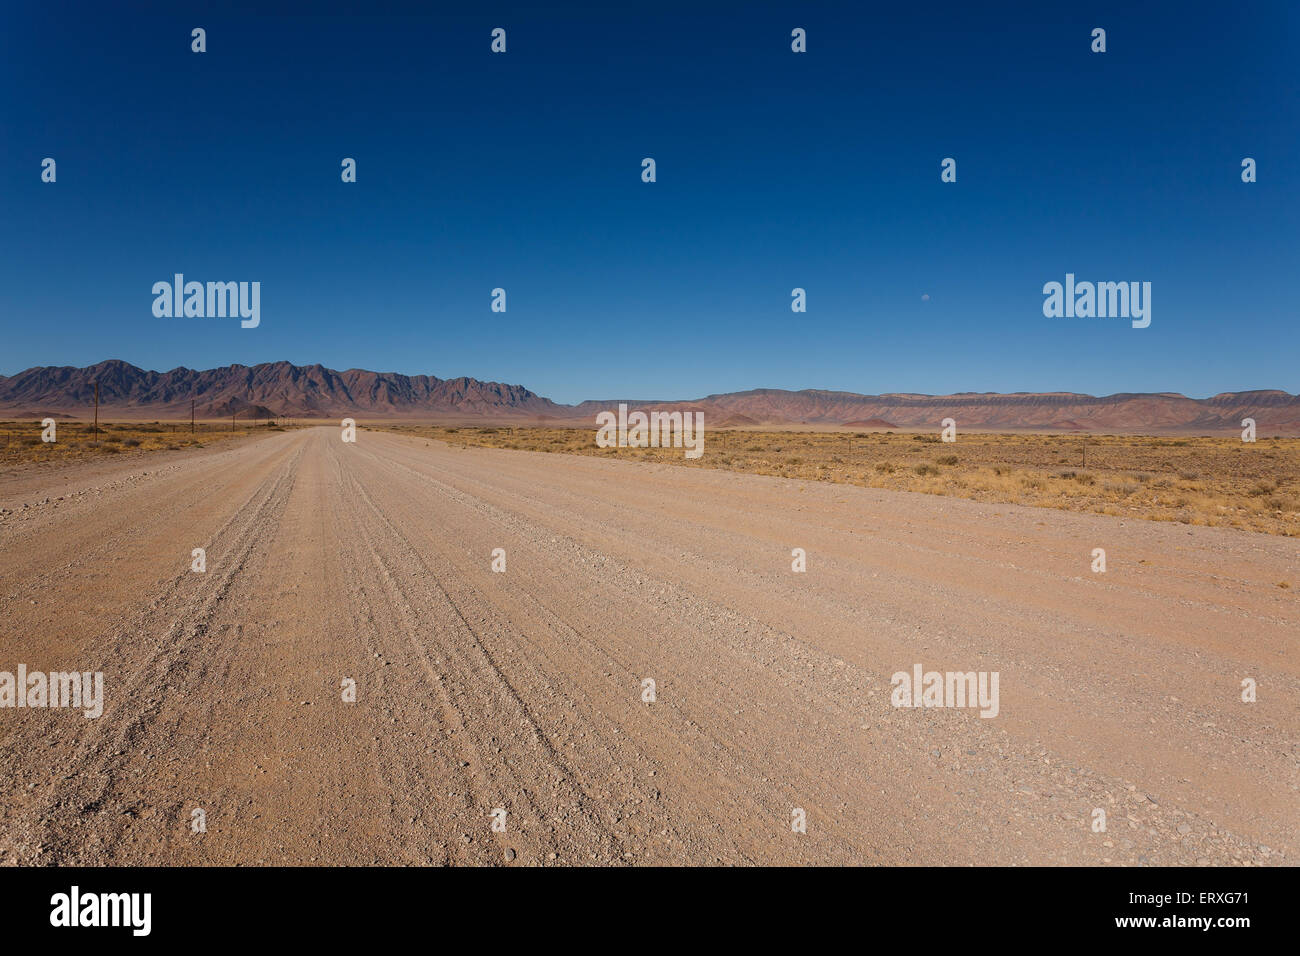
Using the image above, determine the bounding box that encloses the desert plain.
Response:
[0,424,1295,865]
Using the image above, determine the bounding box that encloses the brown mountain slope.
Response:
[1,361,1296,432]
[0,360,563,420]
[569,389,1300,432]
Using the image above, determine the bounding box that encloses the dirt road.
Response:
[0,426,1295,865]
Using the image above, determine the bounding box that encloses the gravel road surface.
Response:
[0,427,1294,865]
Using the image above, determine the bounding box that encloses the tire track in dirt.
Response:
[0,427,1294,866]
[1,437,304,863]
[345,438,876,863]
[332,442,629,864]
[344,438,1077,864]
[350,431,1297,864]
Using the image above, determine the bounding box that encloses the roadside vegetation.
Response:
[0,419,288,465]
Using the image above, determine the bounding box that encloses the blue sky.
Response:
[1,1,1296,404]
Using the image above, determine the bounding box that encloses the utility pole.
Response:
[191,398,195,435]
[93,382,99,442]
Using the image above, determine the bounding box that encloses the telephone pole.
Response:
[191,398,195,435]
[93,382,99,441]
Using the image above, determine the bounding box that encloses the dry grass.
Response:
[375,425,1300,536]
[0,420,287,466]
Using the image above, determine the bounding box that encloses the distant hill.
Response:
[0,359,563,420]
[1,360,1297,432]
[570,388,1300,432]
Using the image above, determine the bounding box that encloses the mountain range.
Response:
[2,360,1297,433]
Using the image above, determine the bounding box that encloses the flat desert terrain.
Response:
[0,426,1295,865]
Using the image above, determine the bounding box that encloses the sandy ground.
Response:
[0,426,1295,866]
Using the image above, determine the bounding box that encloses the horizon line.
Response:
[1,357,1296,406]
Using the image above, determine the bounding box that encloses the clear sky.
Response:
[1,1,1296,404]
